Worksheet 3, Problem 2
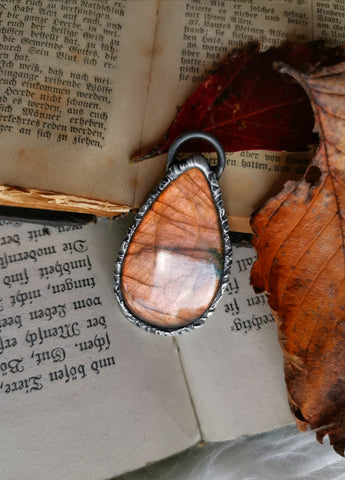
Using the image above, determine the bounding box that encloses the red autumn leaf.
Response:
[250,61,345,456]
[134,42,345,161]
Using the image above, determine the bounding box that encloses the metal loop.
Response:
[167,131,226,179]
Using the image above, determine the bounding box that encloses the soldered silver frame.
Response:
[114,133,232,336]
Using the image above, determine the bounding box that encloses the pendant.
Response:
[114,131,232,335]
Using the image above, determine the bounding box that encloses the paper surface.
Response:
[0,217,199,479]
[177,240,294,441]
[2,0,345,225]
[135,0,342,222]
[0,0,157,207]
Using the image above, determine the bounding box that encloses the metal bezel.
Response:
[114,154,232,336]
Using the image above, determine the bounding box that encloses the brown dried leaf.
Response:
[250,62,345,455]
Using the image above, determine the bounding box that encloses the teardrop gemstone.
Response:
[120,167,224,330]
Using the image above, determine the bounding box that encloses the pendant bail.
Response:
[167,131,226,179]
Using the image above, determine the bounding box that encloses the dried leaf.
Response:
[134,42,345,162]
[250,61,345,455]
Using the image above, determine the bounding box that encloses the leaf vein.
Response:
[276,211,338,306]
[204,98,307,132]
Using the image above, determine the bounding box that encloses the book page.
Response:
[136,0,345,231]
[2,2,345,223]
[0,216,199,479]
[176,240,294,441]
[0,0,158,208]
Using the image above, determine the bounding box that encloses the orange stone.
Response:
[120,167,224,329]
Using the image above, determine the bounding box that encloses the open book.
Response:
[0,216,293,479]
[1,0,338,232]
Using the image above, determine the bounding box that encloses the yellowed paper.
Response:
[0,217,199,479]
[135,0,341,225]
[176,242,294,440]
[0,0,158,208]
[1,0,345,225]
